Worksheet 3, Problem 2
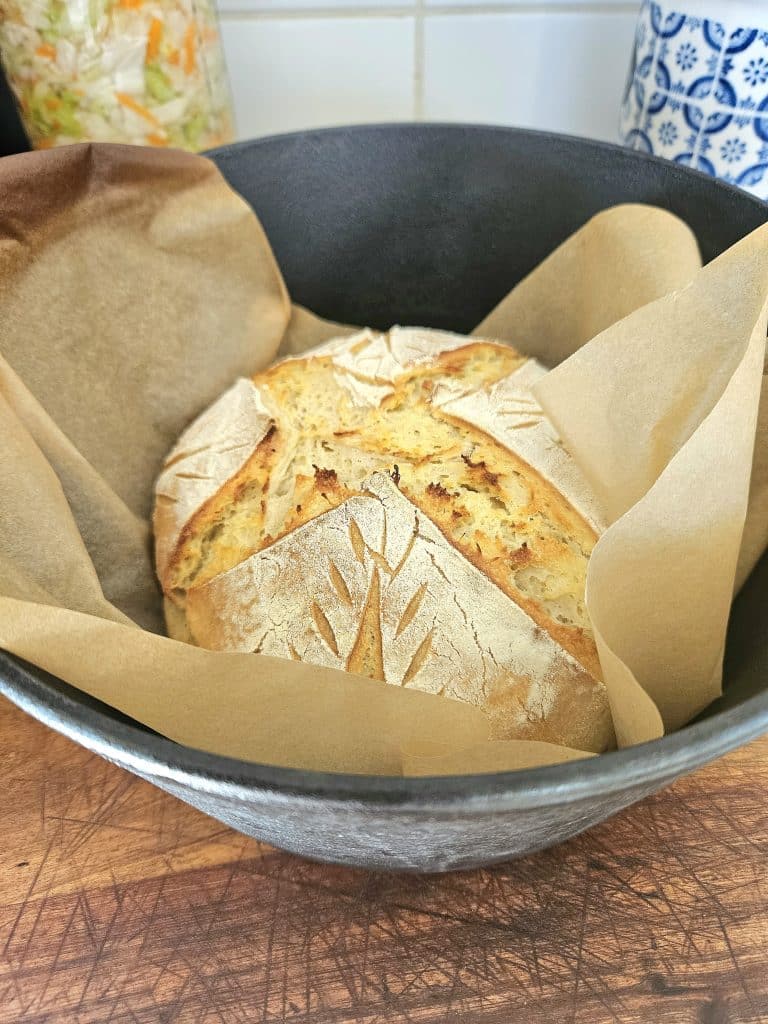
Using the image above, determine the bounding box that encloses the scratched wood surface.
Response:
[1,696,767,1024]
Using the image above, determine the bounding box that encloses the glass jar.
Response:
[0,0,235,151]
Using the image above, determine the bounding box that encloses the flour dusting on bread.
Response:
[154,327,613,751]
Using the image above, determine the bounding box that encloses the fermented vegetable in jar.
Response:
[0,0,235,151]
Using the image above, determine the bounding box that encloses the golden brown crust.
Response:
[153,377,276,585]
[181,472,613,752]
[154,326,613,751]
[405,416,601,678]
[163,423,282,599]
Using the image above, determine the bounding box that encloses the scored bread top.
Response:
[154,377,274,582]
[154,327,612,750]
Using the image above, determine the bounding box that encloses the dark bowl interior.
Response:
[1,124,767,869]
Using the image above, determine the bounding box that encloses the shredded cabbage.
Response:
[0,0,234,151]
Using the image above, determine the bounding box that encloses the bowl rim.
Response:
[207,119,768,218]
[2,647,768,810]
[2,122,767,812]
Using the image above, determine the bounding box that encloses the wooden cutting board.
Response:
[0,694,766,1024]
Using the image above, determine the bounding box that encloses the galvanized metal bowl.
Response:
[1,125,767,871]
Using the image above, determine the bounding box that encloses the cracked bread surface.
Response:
[154,327,614,752]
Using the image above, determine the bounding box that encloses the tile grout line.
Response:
[221,7,413,19]
[413,0,425,119]
[220,4,389,16]
[218,2,639,19]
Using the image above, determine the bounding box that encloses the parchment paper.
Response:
[0,143,765,775]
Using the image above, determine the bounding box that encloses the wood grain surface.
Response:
[0,696,767,1024]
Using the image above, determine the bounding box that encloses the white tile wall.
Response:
[221,18,415,138]
[218,1,641,143]
[423,12,637,139]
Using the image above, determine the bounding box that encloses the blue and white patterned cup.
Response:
[620,1,768,199]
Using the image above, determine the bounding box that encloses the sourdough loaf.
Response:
[154,327,613,751]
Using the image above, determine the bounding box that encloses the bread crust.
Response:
[155,327,613,751]
[154,378,274,583]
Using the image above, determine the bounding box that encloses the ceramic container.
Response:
[620,0,768,198]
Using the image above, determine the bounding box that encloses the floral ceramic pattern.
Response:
[620,1,768,198]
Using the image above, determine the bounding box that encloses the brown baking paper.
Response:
[0,143,765,776]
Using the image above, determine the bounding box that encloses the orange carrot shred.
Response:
[183,24,197,75]
[44,97,61,110]
[146,132,169,147]
[35,44,56,59]
[115,92,160,127]
[119,0,143,8]
[146,17,163,62]
[168,48,180,66]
